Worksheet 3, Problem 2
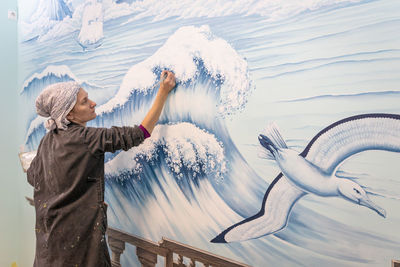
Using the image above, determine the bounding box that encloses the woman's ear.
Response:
[66,112,74,120]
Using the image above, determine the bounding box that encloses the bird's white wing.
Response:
[211,173,306,243]
[301,114,400,174]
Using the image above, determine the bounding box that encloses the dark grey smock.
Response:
[27,122,144,267]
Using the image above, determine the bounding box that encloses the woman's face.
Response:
[67,88,97,126]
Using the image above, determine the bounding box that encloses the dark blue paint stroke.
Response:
[210,173,283,243]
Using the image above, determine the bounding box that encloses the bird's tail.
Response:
[258,123,287,160]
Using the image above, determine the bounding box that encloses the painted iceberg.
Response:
[78,0,104,50]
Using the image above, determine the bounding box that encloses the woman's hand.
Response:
[159,70,176,95]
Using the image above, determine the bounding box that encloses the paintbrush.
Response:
[160,71,168,83]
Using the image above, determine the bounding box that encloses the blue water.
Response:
[19,0,400,266]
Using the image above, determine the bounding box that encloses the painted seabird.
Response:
[211,113,400,243]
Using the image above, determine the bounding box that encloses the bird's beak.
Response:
[360,197,386,218]
[258,134,269,148]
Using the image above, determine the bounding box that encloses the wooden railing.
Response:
[26,197,251,267]
[107,226,251,267]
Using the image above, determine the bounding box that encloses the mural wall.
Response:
[18,0,400,266]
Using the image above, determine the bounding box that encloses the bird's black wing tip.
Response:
[210,234,227,243]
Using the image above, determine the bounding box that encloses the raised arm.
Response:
[141,70,176,134]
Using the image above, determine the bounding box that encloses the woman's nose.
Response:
[91,100,96,107]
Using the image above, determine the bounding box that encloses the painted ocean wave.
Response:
[95,25,253,118]
[21,65,101,95]
[105,122,227,182]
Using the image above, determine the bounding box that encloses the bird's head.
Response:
[337,179,386,218]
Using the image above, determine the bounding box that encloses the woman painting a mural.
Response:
[27,71,176,266]
[18,0,400,265]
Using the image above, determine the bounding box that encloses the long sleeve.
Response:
[82,125,145,157]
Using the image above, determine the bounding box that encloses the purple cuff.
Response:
[139,124,151,139]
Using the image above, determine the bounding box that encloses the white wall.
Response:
[0,1,35,266]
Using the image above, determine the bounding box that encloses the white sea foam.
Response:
[105,122,227,180]
[97,25,252,116]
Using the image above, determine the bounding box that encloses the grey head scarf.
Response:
[35,81,81,131]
